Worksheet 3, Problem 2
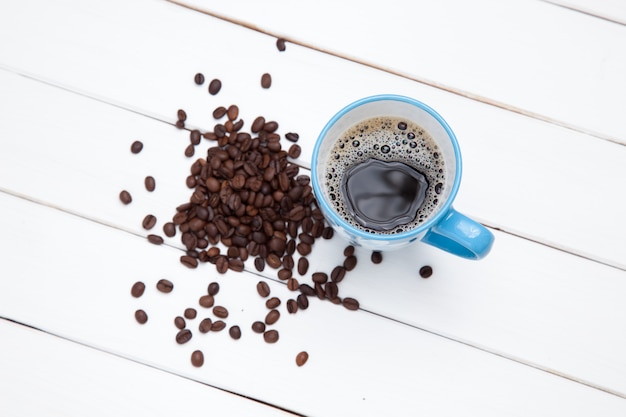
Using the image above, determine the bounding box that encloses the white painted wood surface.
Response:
[544,0,626,24]
[1,0,625,415]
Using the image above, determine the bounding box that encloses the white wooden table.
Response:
[1,1,625,415]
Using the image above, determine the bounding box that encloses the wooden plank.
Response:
[0,319,296,417]
[1,192,625,416]
[170,0,626,145]
[543,0,626,24]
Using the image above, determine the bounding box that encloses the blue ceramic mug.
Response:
[311,94,494,259]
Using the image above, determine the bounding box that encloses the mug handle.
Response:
[421,207,494,260]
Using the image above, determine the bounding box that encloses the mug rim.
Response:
[311,94,462,241]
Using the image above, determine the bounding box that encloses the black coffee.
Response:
[325,116,445,234]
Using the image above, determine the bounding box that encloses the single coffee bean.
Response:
[287,278,299,291]
[207,282,220,296]
[134,309,148,324]
[119,190,132,205]
[314,282,325,300]
[265,297,281,309]
[261,73,272,89]
[144,176,156,192]
[277,268,292,281]
[184,308,197,320]
[254,257,265,272]
[208,78,222,95]
[251,116,265,133]
[276,38,286,51]
[176,329,193,344]
[147,234,164,245]
[257,281,271,298]
[311,272,328,284]
[175,120,185,129]
[266,253,281,269]
[371,251,383,264]
[194,73,205,85]
[173,316,186,330]
[265,309,280,325]
[130,281,145,298]
[213,106,227,119]
[286,299,298,314]
[295,351,309,367]
[211,320,226,332]
[288,144,301,159]
[177,109,187,121]
[263,329,279,343]
[285,132,299,142]
[344,255,357,271]
[281,254,294,270]
[229,325,242,340]
[198,294,215,308]
[342,297,360,311]
[228,258,244,272]
[156,278,174,293]
[322,227,334,239]
[184,144,195,157]
[198,318,212,333]
[130,140,143,154]
[216,256,228,273]
[297,257,309,275]
[180,255,198,269]
[299,283,316,297]
[297,293,309,310]
[325,282,339,300]
[227,105,239,121]
[419,265,433,278]
[252,321,266,333]
[190,130,201,145]
[296,242,311,256]
[343,245,355,257]
[213,306,229,319]
[141,214,156,230]
[330,266,346,283]
[163,222,176,237]
[191,350,204,367]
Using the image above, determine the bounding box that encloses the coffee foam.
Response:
[324,116,445,234]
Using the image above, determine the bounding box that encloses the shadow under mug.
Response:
[311,94,494,260]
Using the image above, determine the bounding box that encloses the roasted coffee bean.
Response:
[287,278,299,291]
[180,255,198,269]
[257,281,271,297]
[298,232,314,245]
[174,316,186,329]
[331,266,346,283]
[216,256,228,273]
[276,38,286,51]
[278,268,292,281]
[198,318,212,333]
[263,329,279,343]
[266,253,282,269]
[261,73,272,89]
[297,293,309,310]
[227,105,239,121]
[194,73,205,85]
[265,297,281,309]
[285,132,299,142]
[311,272,328,284]
[213,306,229,319]
[325,282,339,299]
[344,255,357,271]
[208,78,222,95]
[342,297,360,311]
[213,106,227,119]
[296,242,311,256]
[371,251,383,264]
[288,144,301,159]
[156,279,174,293]
[322,227,334,239]
[228,258,244,272]
[254,257,265,272]
[119,190,132,205]
[190,130,201,145]
[281,254,294,270]
[130,140,143,154]
[176,120,185,129]
[176,329,193,344]
[131,281,145,298]
[211,320,226,332]
[177,109,187,121]
[134,309,148,324]
[299,283,316,297]
[265,309,280,325]
[147,234,164,245]
[184,308,197,320]
[263,120,278,133]
[144,176,156,192]
[252,321,266,333]
[184,144,195,157]
[297,257,309,275]
[343,245,355,257]
[286,299,298,314]
[229,325,242,340]
[191,350,204,367]
[295,351,309,367]
[419,265,433,278]
[198,294,215,308]
[251,116,265,133]
[314,282,325,300]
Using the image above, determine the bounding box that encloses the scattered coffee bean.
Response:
[211,320,226,332]
[175,120,185,129]
[130,140,143,154]
[209,78,222,95]
[177,109,187,122]
[276,38,286,51]
[344,255,357,271]
[265,297,281,309]
[295,351,309,367]
[180,255,198,269]
[343,246,355,257]
[265,309,280,325]
[322,227,334,239]
[254,257,265,272]
[261,73,272,89]
[213,106,227,119]
[263,329,279,343]
[198,318,212,333]
[342,297,360,311]
[229,325,242,340]
[330,266,346,283]
[130,281,145,298]
[147,234,164,245]
[257,281,271,298]
[297,257,309,276]
[174,316,186,329]
[287,278,299,291]
[134,309,148,324]
[311,272,328,284]
[213,306,229,319]
[198,294,215,308]
[251,116,265,133]
[371,251,383,264]
[163,222,176,237]
[184,308,197,320]
[119,190,132,205]
[287,144,301,159]
[144,176,156,192]
[252,321,266,333]
[189,130,201,145]
[297,293,309,310]
[299,283,316,297]
[176,329,192,344]
[286,299,298,314]
[156,279,174,293]
[207,282,220,296]
[285,132,299,142]
[278,268,292,281]
[227,104,239,121]
[325,282,339,300]
[194,72,205,85]
[191,350,204,367]
[216,256,228,273]
[419,265,433,278]
[142,214,156,230]
[184,144,195,157]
